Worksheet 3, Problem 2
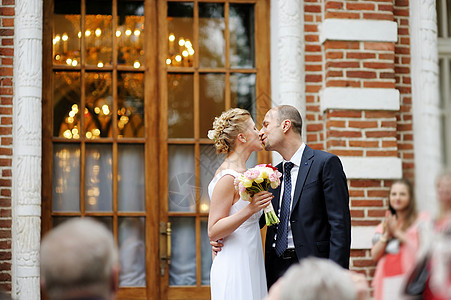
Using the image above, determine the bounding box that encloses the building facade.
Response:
[0,0,448,299]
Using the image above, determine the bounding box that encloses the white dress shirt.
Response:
[276,143,305,249]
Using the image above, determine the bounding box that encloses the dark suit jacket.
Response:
[262,145,351,268]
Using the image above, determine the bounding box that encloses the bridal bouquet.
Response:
[234,164,282,226]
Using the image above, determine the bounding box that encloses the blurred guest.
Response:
[419,171,451,299]
[264,257,368,300]
[371,179,427,300]
[40,218,119,300]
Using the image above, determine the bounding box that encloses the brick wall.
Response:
[0,0,14,293]
[305,0,414,292]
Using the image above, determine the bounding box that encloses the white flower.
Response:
[207,130,216,141]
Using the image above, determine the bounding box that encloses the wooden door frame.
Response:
[158,0,271,299]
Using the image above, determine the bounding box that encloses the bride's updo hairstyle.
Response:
[208,108,251,154]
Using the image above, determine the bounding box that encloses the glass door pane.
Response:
[167,2,194,67]
[199,73,225,138]
[85,0,113,66]
[199,3,225,68]
[85,144,113,212]
[52,143,81,212]
[118,217,146,286]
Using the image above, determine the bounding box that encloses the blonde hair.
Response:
[208,108,251,154]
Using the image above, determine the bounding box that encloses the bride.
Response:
[207,108,273,300]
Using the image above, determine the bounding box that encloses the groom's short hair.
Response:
[274,105,303,136]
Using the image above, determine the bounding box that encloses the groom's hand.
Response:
[210,239,223,255]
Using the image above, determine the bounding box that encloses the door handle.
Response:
[159,221,172,276]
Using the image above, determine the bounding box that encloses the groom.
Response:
[259,105,351,288]
[210,105,351,289]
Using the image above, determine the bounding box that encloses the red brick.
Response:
[346,3,375,10]
[368,210,387,217]
[328,130,362,138]
[347,52,376,60]
[2,17,14,27]
[378,4,393,11]
[364,82,395,88]
[365,130,396,138]
[0,127,12,135]
[348,121,378,128]
[304,24,317,32]
[352,199,384,207]
[364,42,395,51]
[305,35,319,42]
[326,51,344,59]
[1,58,13,65]
[1,137,12,145]
[382,140,397,148]
[327,140,346,147]
[326,70,343,77]
[0,7,14,16]
[398,28,409,35]
[306,123,323,131]
[328,111,362,118]
[365,111,395,118]
[325,11,359,19]
[352,220,381,226]
[349,190,365,197]
[330,149,364,156]
[304,15,314,22]
[305,45,321,52]
[305,64,322,72]
[363,13,394,21]
[327,61,360,68]
[0,179,11,187]
[326,80,361,87]
[349,140,379,148]
[2,0,15,5]
[367,189,389,197]
[306,85,322,93]
[0,148,11,155]
[0,29,13,37]
[350,180,382,188]
[380,72,395,79]
[363,62,394,69]
[0,118,11,126]
[305,4,321,12]
[379,53,395,60]
[0,68,12,77]
[347,71,377,78]
[305,55,322,62]
[353,259,377,267]
[305,74,322,82]
[351,210,365,218]
[0,190,11,197]
[394,8,409,16]
[381,121,396,127]
[324,41,359,50]
[1,169,11,177]
[1,38,13,46]
[325,1,343,9]
[367,150,398,156]
[326,120,346,128]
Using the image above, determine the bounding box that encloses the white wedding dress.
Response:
[208,169,267,300]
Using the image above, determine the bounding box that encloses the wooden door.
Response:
[42,0,269,299]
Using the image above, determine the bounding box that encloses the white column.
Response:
[410,0,442,215]
[271,0,305,134]
[12,0,43,298]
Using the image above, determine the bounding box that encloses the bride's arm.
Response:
[208,175,272,242]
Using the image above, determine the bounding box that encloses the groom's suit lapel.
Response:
[291,146,314,213]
